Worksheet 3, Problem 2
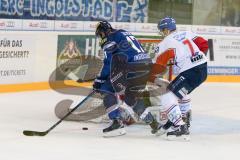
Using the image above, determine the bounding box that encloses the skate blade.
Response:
[103,128,126,138]
[166,134,190,141]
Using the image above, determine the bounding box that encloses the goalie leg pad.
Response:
[119,105,137,125]
[149,78,170,106]
[154,78,170,89]
[150,95,161,106]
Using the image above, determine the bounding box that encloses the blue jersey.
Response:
[98,29,150,80]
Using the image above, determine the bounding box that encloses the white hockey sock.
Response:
[178,95,191,117]
[160,92,184,126]
[166,104,184,126]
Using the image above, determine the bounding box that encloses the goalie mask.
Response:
[157,16,176,37]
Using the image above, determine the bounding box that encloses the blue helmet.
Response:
[157,16,176,31]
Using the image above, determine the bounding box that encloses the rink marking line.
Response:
[0,76,239,93]
[206,75,240,83]
[0,80,92,93]
[170,75,240,83]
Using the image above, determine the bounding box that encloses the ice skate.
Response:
[140,111,162,135]
[153,125,167,136]
[153,120,173,136]
[150,119,162,134]
[167,124,190,141]
[103,119,126,138]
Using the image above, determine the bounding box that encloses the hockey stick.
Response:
[23,91,95,137]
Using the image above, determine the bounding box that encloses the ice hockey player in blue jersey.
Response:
[93,21,159,137]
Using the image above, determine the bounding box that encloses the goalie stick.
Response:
[54,92,105,121]
[23,91,95,137]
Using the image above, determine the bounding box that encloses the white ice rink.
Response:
[1,83,240,160]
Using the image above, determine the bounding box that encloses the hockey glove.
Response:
[93,78,105,92]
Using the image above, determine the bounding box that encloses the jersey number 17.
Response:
[126,36,145,53]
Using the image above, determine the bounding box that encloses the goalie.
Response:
[149,16,208,140]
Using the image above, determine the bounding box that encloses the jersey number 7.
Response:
[183,39,195,56]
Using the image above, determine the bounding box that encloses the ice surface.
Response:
[0,83,240,160]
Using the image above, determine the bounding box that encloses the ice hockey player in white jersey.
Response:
[149,16,208,140]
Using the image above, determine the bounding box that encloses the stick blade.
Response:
[23,130,47,136]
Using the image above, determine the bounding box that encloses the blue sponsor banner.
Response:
[207,66,240,75]
[0,0,148,22]
[173,66,240,76]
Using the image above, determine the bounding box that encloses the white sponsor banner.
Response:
[135,23,158,33]
[55,21,84,31]
[82,21,136,33]
[0,19,22,30]
[177,25,192,32]
[191,25,221,34]
[0,35,36,84]
[221,26,240,35]
[83,21,156,33]
[210,38,240,67]
[0,19,6,30]
[83,21,98,32]
[0,19,239,37]
[111,22,136,32]
[22,20,54,31]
